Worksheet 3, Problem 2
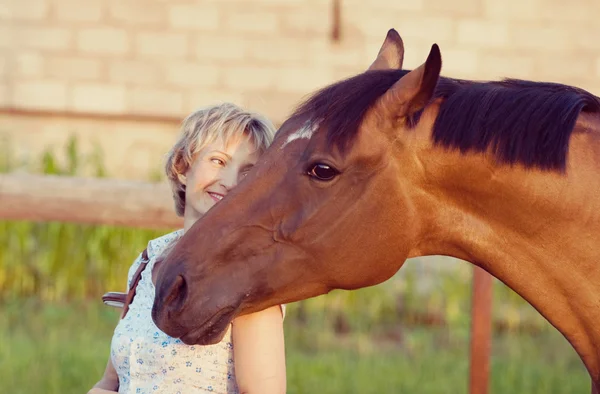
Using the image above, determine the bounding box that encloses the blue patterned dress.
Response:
[110,230,239,394]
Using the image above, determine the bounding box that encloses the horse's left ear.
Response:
[378,44,442,117]
[368,28,405,71]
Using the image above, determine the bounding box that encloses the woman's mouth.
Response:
[207,192,224,203]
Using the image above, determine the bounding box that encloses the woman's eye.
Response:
[211,158,225,166]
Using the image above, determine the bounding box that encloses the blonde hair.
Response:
[165,102,276,216]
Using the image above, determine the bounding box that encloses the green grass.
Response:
[0,299,589,394]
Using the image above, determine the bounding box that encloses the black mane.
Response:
[291,69,600,171]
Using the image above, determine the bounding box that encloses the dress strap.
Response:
[102,248,150,318]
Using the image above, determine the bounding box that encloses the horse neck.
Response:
[406,112,600,381]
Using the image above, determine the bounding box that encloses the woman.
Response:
[89,103,286,394]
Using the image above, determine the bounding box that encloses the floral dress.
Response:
[110,230,239,394]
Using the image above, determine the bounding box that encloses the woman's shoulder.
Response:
[232,304,287,327]
[124,229,183,289]
[146,229,184,260]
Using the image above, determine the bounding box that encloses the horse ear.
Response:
[379,44,442,116]
[368,29,405,71]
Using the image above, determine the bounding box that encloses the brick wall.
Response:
[1,0,600,178]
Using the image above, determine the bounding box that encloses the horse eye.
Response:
[308,163,339,181]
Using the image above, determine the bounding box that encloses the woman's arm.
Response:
[88,299,129,393]
[89,249,147,394]
[232,305,287,394]
[87,389,118,394]
[87,357,119,393]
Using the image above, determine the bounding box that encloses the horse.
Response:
[152,29,600,392]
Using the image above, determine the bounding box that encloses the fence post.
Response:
[469,266,493,394]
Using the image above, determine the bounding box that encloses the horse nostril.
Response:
[168,274,188,313]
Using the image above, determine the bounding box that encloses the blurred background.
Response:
[1,0,599,393]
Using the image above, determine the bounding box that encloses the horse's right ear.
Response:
[368,29,405,71]
[377,44,442,117]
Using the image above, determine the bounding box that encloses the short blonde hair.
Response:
[165,102,276,216]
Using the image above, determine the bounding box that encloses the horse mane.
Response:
[291,69,600,171]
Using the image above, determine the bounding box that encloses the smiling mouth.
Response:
[207,192,224,203]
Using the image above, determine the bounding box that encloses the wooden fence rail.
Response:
[0,173,182,229]
[0,172,492,394]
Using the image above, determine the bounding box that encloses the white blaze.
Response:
[281,120,317,149]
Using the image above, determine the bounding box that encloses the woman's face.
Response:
[181,135,260,222]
